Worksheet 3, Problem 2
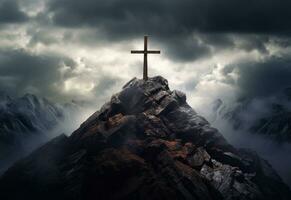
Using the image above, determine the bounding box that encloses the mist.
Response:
[212,117,291,187]
[194,95,291,187]
[0,100,96,175]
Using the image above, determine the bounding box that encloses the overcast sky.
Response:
[3,0,291,186]
[1,0,291,112]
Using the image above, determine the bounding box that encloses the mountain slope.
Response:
[0,76,290,200]
[211,95,291,142]
[0,93,79,173]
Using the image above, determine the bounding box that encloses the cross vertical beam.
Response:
[131,36,160,81]
[144,36,148,81]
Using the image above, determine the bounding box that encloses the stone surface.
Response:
[0,76,290,200]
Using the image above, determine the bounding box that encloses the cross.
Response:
[131,36,160,81]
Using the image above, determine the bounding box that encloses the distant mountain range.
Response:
[210,87,291,142]
[0,93,82,173]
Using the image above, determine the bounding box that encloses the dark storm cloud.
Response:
[0,48,75,99]
[224,56,291,99]
[93,75,121,96]
[160,35,211,62]
[0,0,28,23]
[45,0,291,61]
[48,0,291,34]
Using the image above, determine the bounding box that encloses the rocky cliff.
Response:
[0,76,290,200]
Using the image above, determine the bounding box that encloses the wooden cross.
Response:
[131,36,160,81]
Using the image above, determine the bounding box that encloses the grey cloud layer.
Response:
[45,0,291,62]
[1,0,291,102]
[0,47,123,103]
[224,56,291,100]
[0,48,75,100]
[48,0,291,34]
[0,0,28,23]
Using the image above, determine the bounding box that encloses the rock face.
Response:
[0,76,290,200]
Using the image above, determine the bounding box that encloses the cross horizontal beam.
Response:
[131,50,161,54]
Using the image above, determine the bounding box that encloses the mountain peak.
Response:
[1,76,291,200]
[123,76,169,89]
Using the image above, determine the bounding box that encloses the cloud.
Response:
[48,0,291,34]
[44,0,291,62]
[0,0,291,105]
[225,56,291,99]
[160,35,211,62]
[0,46,129,106]
[0,0,28,24]
[0,48,75,100]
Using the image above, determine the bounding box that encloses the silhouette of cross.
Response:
[131,36,160,81]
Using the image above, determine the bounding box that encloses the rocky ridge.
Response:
[0,76,290,200]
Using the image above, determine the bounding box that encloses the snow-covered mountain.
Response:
[0,93,83,173]
[211,88,291,142]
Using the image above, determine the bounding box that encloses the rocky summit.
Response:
[0,76,290,200]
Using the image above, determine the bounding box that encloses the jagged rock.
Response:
[0,76,290,200]
[200,159,262,200]
[188,147,211,168]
